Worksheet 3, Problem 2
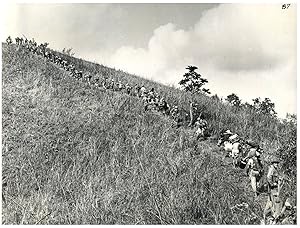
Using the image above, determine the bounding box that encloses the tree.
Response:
[241,102,254,111]
[211,94,220,101]
[226,93,241,107]
[252,97,277,117]
[179,66,210,95]
[62,47,75,56]
[286,113,297,124]
[278,115,296,179]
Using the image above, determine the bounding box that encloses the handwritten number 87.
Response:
[282,4,290,9]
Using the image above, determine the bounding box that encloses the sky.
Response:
[1,2,297,118]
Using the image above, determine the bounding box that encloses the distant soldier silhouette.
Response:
[6,36,12,45]
[133,84,140,97]
[194,113,208,140]
[94,78,100,87]
[15,37,20,45]
[85,74,93,84]
[140,85,147,98]
[125,83,132,95]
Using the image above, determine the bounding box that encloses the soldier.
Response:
[94,78,100,87]
[58,57,63,66]
[24,38,28,48]
[6,36,12,45]
[32,41,38,54]
[217,129,233,147]
[43,42,49,55]
[133,84,140,97]
[223,129,233,140]
[245,152,264,197]
[170,106,183,128]
[147,88,156,110]
[109,78,115,90]
[194,114,208,140]
[77,71,83,80]
[153,96,160,111]
[85,74,93,84]
[277,198,296,225]
[267,157,282,200]
[149,88,155,99]
[32,39,37,48]
[29,39,33,50]
[242,141,263,162]
[125,83,132,95]
[140,85,147,98]
[143,92,151,111]
[55,55,60,64]
[20,37,24,46]
[44,51,50,59]
[158,97,169,115]
[264,194,295,225]
[56,56,61,65]
[63,60,68,70]
[170,106,179,119]
[117,81,123,91]
[228,134,243,167]
[74,70,79,79]
[263,157,293,224]
[69,65,76,77]
[102,77,108,89]
[15,37,20,45]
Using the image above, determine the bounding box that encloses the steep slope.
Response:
[1,44,292,224]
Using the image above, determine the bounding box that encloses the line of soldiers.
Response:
[217,129,296,224]
[7,36,209,140]
[6,36,294,224]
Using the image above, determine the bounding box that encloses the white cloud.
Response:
[109,4,296,118]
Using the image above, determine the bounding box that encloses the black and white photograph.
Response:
[1,1,297,225]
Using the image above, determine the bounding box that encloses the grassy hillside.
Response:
[2,43,296,224]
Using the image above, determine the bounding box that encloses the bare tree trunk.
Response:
[189,102,194,127]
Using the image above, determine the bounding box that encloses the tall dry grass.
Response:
[2,43,296,224]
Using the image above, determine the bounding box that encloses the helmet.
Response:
[225,130,233,134]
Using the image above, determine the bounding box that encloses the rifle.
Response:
[22,34,28,40]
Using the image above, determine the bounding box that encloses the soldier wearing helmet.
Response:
[245,150,264,197]
[263,189,295,224]
[170,105,183,128]
[267,156,281,193]
[158,97,169,115]
[263,156,288,222]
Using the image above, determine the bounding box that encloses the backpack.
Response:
[247,140,259,148]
